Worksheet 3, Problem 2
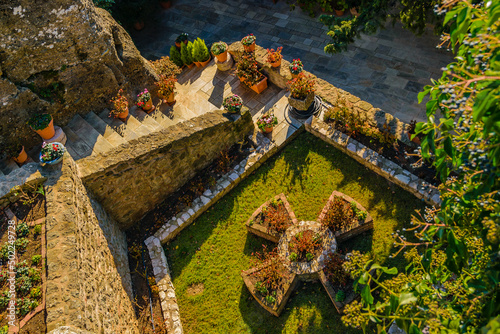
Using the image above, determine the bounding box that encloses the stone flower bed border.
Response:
[240,265,299,317]
[318,191,374,243]
[245,193,298,243]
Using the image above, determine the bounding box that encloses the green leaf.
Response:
[358,271,369,285]
[389,294,399,312]
[399,292,417,306]
[444,137,453,158]
[408,324,422,334]
[361,284,374,305]
[370,264,398,275]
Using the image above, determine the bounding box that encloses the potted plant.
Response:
[109,89,129,120]
[287,73,316,111]
[155,75,177,105]
[222,94,243,113]
[333,0,348,16]
[39,142,65,165]
[150,56,182,78]
[266,47,283,68]
[211,41,228,62]
[169,46,183,67]
[257,113,278,133]
[241,34,256,52]
[181,41,195,68]
[289,59,304,78]
[192,38,211,67]
[175,33,189,48]
[236,53,268,94]
[5,142,28,164]
[159,0,172,9]
[27,113,55,140]
[136,89,154,113]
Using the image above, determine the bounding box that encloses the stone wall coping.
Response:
[0,163,47,208]
[305,116,440,206]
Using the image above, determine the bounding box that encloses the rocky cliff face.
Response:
[0,0,157,150]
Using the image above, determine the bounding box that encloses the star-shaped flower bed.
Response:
[242,192,373,316]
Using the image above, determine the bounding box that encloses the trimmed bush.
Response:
[169,46,183,67]
[180,41,194,66]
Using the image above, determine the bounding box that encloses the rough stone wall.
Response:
[0,0,157,150]
[44,154,139,333]
[79,110,254,230]
[228,42,411,145]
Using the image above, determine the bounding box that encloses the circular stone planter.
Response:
[277,221,337,282]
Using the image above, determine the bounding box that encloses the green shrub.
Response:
[169,46,183,67]
[180,41,194,66]
[255,281,268,296]
[16,276,32,295]
[289,252,298,262]
[16,222,29,238]
[192,38,210,62]
[18,298,38,316]
[33,224,42,235]
[0,325,8,334]
[335,290,346,302]
[32,255,42,266]
[30,287,41,299]
[15,238,29,252]
[264,295,276,305]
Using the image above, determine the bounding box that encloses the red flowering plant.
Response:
[155,75,177,98]
[135,89,151,108]
[289,59,303,75]
[222,94,243,113]
[266,47,283,63]
[109,89,129,118]
[40,142,65,163]
[256,113,278,131]
[287,72,316,100]
[235,53,264,86]
[241,34,256,46]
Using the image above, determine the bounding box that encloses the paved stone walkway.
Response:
[131,0,452,124]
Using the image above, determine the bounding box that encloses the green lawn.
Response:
[165,132,425,334]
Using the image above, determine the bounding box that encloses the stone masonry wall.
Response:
[44,154,139,333]
[79,110,254,230]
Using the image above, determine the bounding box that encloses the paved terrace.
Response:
[131,0,453,124]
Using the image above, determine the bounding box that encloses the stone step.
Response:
[83,111,127,148]
[128,105,163,132]
[145,103,178,129]
[0,158,20,175]
[98,109,140,142]
[67,114,115,156]
[62,126,93,160]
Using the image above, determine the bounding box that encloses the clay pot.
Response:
[214,51,228,63]
[271,58,281,68]
[408,132,421,145]
[175,42,181,48]
[291,72,300,79]
[263,126,273,133]
[133,21,145,31]
[187,63,195,69]
[117,108,129,121]
[12,146,28,164]
[334,9,344,16]
[142,99,154,113]
[34,118,55,140]
[164,92,176,105]
[194,61,201,68]
[243,42,255,52]
[199,55,211,67]
[250,76,268,94]
[160,0,172,9]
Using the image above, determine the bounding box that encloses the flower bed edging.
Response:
[305,116,441,206]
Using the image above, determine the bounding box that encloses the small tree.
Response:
[169,46,183,67]
[192,38,210,62]
[180,41,194,66]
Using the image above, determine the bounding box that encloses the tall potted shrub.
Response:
[287,73,316,111]
[193,38,211,67]
[27,113,55,140]
[181,41,194,68]
[169,46,183,67]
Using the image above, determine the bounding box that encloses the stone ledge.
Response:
[305,116,440,206]
[0,163,50,209]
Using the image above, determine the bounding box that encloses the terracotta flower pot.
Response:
[244,42,255,52]
[160,0,172,9]
[334,9,344,16]
[271,58,281,68]
[12,146,28,164]
[250,76,268,94]
[187,63,195,69]
[215,51,228,63]
[142,99,154,112]
[199,55,211,67]
[34,118,55,140]
[167,92,176,105]
[263,126,273,133]
[117,108,129,121]
[134,21,145,31]
[175,42,181,48]
[193,61,201,68]
[291,72,300,79]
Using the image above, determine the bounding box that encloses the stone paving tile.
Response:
[131,0,453,123]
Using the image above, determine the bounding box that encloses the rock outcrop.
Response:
[0,0,157,150]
